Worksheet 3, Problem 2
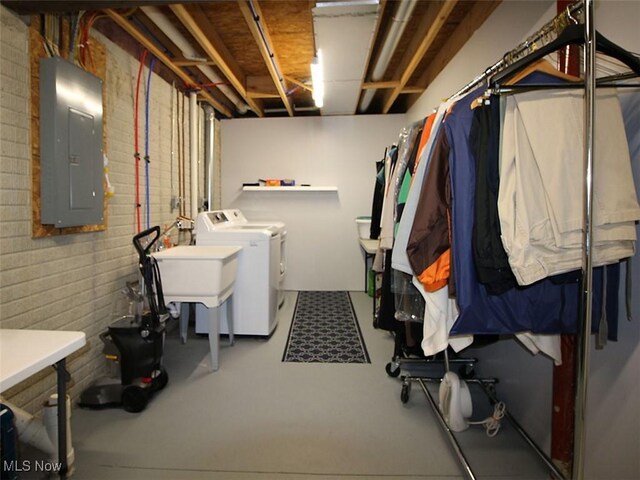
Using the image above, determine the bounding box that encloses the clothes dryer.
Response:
[195,211,281,336]
[212,210,287,303]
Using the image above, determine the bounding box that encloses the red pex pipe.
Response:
[134,49,148,233]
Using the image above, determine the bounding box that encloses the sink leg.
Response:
[179,302,189,344]
[207,305,220,372]
[227,295,234,346]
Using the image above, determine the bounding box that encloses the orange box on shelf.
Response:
[265,179,281,186]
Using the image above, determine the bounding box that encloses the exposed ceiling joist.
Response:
[248,92,281,99]
[382,0,458,114]
[173,60,217,67]
[103,8,233,118]
[5,0,500,118]
[237,0,293,117]
[285,76,312,94]
[401,86,425,94]
[0,1,174,14]
[362,81,400,90]
[169,3,265,117]
[412,1,502,98]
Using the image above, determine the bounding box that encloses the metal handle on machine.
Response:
[132,226,161,263]
[99,330,111,346]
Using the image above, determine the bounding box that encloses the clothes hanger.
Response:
[506,58,582,84]
[490,23,640,86]
[470,58,582,110]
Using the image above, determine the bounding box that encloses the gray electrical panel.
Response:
[40,57,104,228]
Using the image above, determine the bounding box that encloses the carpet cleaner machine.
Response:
[79,226,169,413]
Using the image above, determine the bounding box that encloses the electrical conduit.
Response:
[190,91,198,220]
[359,0,417,112]
[134,49,148,233]
[203,104,215,211]
[145,56,156,230]
[141,6,249,114]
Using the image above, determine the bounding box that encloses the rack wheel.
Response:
[385,362,401,378]
[458,363,475,379]
[122,385,149,413]
[156,368,169,390]
[401,382,411,404]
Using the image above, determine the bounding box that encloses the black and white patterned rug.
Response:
[282,291,370,364]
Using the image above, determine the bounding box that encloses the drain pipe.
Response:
[1,395,74,469]
[141,6,249,114]
[202,104,215,211]
[1,399,54,456]
[359,0,417,112]
[190,91,199,220]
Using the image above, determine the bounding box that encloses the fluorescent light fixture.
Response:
[311,49,324,109]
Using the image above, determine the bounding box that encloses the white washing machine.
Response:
[195,210,282,336]
[215,209,287,307]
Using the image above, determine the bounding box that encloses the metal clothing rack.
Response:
[401,1,614,479]
[448,0,584,102]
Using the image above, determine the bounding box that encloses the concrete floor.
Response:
[37,291,555,479]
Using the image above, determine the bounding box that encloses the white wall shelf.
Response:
[242,186,338,192]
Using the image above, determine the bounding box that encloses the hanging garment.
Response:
[498,88,640,286]
[446,86,571,363]
[393,112,441,275]
[393,122,426,324]
[446,78,625,363]
[477,71,623,342]
[405,101,475,356]
[373,147,397,329]
[407,128,453,293]
[472,66,581,293]
[373,124,419,332]
[470,99,518,294]
[376,249,398,331]
[369,160,385,240]
[379,124,421,250]
[618,89,640,324]
[375,123,420,330]
[372,145,397,273]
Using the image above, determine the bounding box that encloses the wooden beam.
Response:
[248,92,281,99]
[2,1,175,14]
[237,0,293,117]
[285,75,312,93]
[401,86,425,94]
[247,75,279,96]
[170,3,264,117]
[103,9,233,117]
[406,0,501,110]
[382,0,458,113]
[174,60,217,67]
[362,80,400,90]
[186,5,247,90]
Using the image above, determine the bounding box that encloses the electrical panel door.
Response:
[40,57,104,228]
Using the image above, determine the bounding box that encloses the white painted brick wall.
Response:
[0,5,193,414]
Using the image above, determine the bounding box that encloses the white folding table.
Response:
[0,329,86,478]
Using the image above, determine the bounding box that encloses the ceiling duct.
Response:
[359,0,417,112]
[141,6,249,114]
[312,0,380,115]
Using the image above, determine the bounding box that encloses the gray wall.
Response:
[220,114,406,291]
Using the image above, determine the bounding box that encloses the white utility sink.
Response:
[152,245,243,372]
[152,245,242,308]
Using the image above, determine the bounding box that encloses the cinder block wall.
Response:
[0,5,192,413]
